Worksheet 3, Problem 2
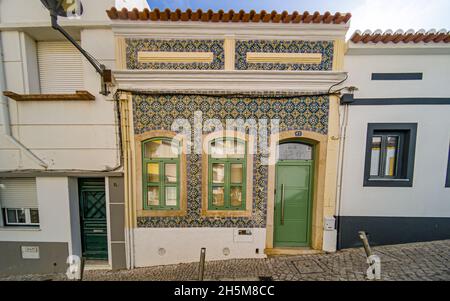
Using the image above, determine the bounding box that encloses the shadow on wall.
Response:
[337,216,450,249]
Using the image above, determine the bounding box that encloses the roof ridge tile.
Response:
[106,7,351,24]
[350,29,450,44]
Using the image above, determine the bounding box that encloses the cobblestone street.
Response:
[2,240,449,281]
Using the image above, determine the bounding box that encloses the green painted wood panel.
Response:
[274,161,313,247]
[79,178,108,260]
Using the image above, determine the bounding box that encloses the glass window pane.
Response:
[30,209,39,224]
[278,142,313,160]
[385,136,399,177]
[370,136,382,176]
[17,209,26,223]
[145,139,179,159]
[147,187,159,206]
[212,187,225,207]
[211,139,225,158]
[6,209,17,223]
[230,187,243,207]
[211,139,245,158]
[231,164,243,184]
[165,187,177,206]
[165,164,177,183]
[212,163,225,183]
[147,163,159,183]
[227,139,245,159]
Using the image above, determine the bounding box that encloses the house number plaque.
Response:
[295,131,303,137]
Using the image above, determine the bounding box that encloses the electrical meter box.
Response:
[324,216,336,231]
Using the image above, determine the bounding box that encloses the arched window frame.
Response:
[207,137,247,211]
[201,131,254,217]
[142,137,181,211]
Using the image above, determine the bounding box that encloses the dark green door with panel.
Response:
[78,178,108,260]
[274,142,314,247]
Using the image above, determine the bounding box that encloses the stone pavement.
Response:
[1,240,449,281]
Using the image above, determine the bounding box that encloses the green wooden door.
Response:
[79,178,108,260]
[274,162,313,247]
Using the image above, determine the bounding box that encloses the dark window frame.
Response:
[446,144,450,188]
[371,73,423,81]
[363,123,417,187]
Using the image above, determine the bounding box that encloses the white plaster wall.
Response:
[0,0,114,25]
[339,105,450,217]
[0,177,73,244]
[345,54,450,98]
[0,27,119,171]
[133,228,267,267]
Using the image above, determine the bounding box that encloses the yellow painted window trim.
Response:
[246,52,323,64]
[138,51,214,63]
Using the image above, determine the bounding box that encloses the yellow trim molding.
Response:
[332,39,345,71]
[137,51,214,63]
[115,37,126,69]
[224,36,236,70]
[246,52,323,64]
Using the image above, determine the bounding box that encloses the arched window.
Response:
[277,142,313,161]
[142,137,180,210]
[208,137,246,210]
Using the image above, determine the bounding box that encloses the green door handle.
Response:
[281,184,285,225]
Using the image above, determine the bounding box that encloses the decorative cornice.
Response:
[111,22,349,40]
[346,42,450,55]
[113,70,347,93]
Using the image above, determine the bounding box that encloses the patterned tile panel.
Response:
[126,39,225,70]
[133,94,329,228]
[235,40,334,71]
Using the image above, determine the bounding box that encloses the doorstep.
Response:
[264,247,324,256]
[83,260,111,271]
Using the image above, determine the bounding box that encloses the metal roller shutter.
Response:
[0,178,38,208]
[37,41,84,93]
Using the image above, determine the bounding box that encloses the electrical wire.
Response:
[114,71,350,99]
[328,73,349,95]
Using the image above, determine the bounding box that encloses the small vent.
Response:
[371,73,423,81]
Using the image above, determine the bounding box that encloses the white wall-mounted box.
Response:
[21,246,40,259]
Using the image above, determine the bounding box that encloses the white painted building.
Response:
[0,0,126,275]
[337,30,450,248]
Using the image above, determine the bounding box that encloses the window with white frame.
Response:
[0,178,40,227]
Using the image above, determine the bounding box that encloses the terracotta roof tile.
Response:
[106,7,351,24]
[350,29,450,44]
